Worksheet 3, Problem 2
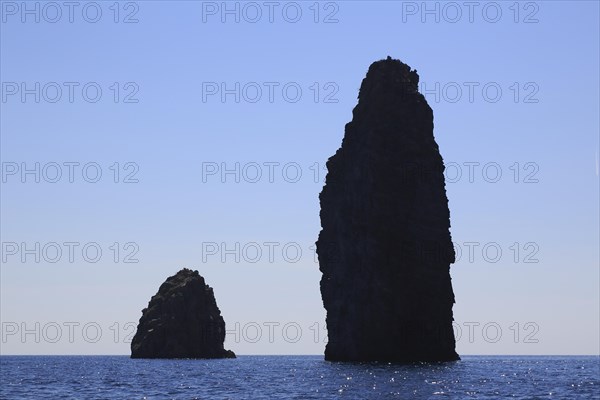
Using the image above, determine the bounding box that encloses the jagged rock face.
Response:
[316,57,459,362]
[131,268,235,359]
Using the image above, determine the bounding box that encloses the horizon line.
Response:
[1,354,599,357]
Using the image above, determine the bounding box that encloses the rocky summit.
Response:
[131,268,235,359]
[316,57,459,362]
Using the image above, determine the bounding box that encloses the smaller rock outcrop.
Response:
[131,268,235,359]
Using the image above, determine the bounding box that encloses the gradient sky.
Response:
[1,0,598,355]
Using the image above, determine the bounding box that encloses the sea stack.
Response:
[131,268,235,359]
[316,57,459,362]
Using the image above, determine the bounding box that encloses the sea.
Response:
[0,355,598,399]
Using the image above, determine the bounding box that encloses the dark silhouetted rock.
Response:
[131,268,235,359]
[316,57,459,362]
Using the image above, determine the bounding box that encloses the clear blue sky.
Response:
[1,1,598,355]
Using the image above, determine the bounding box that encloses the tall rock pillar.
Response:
[317,57,459,362]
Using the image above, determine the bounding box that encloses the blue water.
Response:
[0,356,598,399]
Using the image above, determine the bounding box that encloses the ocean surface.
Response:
[0,355,598,399]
